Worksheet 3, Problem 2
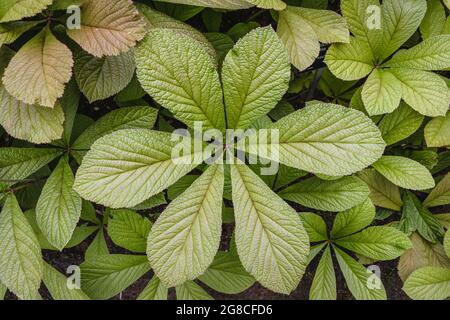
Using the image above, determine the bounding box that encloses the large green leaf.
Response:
[74,130,204,208]
[36,156,81,250]
[310,246,336,300]
[135,28,225,131]
[335,226,412,260]
[81,254,151,300]
[424,111,450,148]
[43,262,90,300]
[403,267,450,300]
[248,103,385,176]
[331,199,376,239]
[0,21,39,48]
[0,194,43,300]
[280,176,369,212]
[223,27,290,129]
[175,281,213,300]
[137,277,168,300]
[362,69,402,115]
[424,173,450,208]
[246,0,285,10]
[0,0,52,23]
[198,251,255,294]
[372,156,435,190]
[153,0,252,10]
[334,247,387,300]
[230,163,309,294]
[147,165,224,287]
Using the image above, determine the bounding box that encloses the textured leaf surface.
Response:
[331,199,376,239]
[36,156,81,250]
[0,21,39,46]
[420,0,447,39]
[424,173,450,208]
[2,28,73,108]
[74,130,203,208]
[198,251,255,294]
[67,0,146,57]
[147,165,224,287]
[0,0,51,22]
[135,28,225,131]
[231,163,309,294]
[43,262,90,300]
[280,176,369,212]
[403,267,450,300]
[246,0,285,10]
[424,112,450,148]
[373,156,435,190]
[362,69,402,115]
[137,277,168,300]
[222,27,290,129]
[175,281,213,300]
[81,254,150,300]
[358,169,402,211]
[310,246,336,300]
[0,194,42,300]
[299,212,328,243]
[153,0,252,10]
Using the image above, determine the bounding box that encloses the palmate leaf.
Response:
[0,0,52,23]
[424,111,450,148]
[67,0,146,57]
[36,156,82,251]
[230,163,309,294]
[43,262,90,300]
[137,277,168,300]
[331,199,376,239]
[0,194,43,300]
[147,165,224,288]
[247,103,385,177]
[135,28,225,131]
[74,129,204,208]
[310,246,336,300]
[153,0,252,10]
[280,176,369,212]
[223,27,290,129]
[2,27,73,108]
[403,267,450,300]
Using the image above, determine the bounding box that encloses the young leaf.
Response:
[147,165,224,288]
[403,267,450,300]
[424,112,450,148]
[231,163,309,294]
[331,199,376,239]
[299,212,328,243]
[222,27,290,129]
[137,277,168,300]
[310,246,336,300]
[81,254,151,300]
[67,0,146,57]
[0,0,52,23]
[280,176,369,212]
[175,281,213,300]
[334,247,387,300]
[335,226,412,260]
[0,194,43,300]
[424,173,450,208]
[85,228,109,260]
[198,251,255,295]
[2,28,73,108]
[362,69,402,115]
[43,262,90,300]
[36,156,82,250]
[74,49,135,103]
[74,130,203,208]
[135,28,225,131]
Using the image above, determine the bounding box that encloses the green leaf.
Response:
[71,106,158,163]
[43,262,90,300]
[249,103,385,176]
[379,0,427,60]
[175,281,213,300]
[108,209,151,253]
[74,49,135,103]
[85,228,109,260]
[331,199,376,239]
[2,27,73,108]
[334,247,387,300]
[147,165,224,287]
[424,111,450,148]
[0,194,43,300]
[389,68,449,117]
[81,254,151,300]
[0,282,6,299]
[445,230,450,259]
[378,102,424,146]
[372,156,435,190]
[223,27,290,129]
[0,21,39,46]
[198,251,255,294]
[137,277,168,300]
[357,169,402,211]
[0,0,52,23]
[362,69,402,115]
[420,0,447,39]
[403,267,450,300]
[152,0,252,10]
[280,176,370,212]
[299,212,328,242]
[325,37,374,81]
[424,173,450,208]
[230,163,309,294]
[310,246,336,300]
[36,156,81,251]
[135,28,225,131]
[335,226,412,260]
[385,35,450,70]
[74,129,204,208]
[0,148,61,182]
[246,0,285,10]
